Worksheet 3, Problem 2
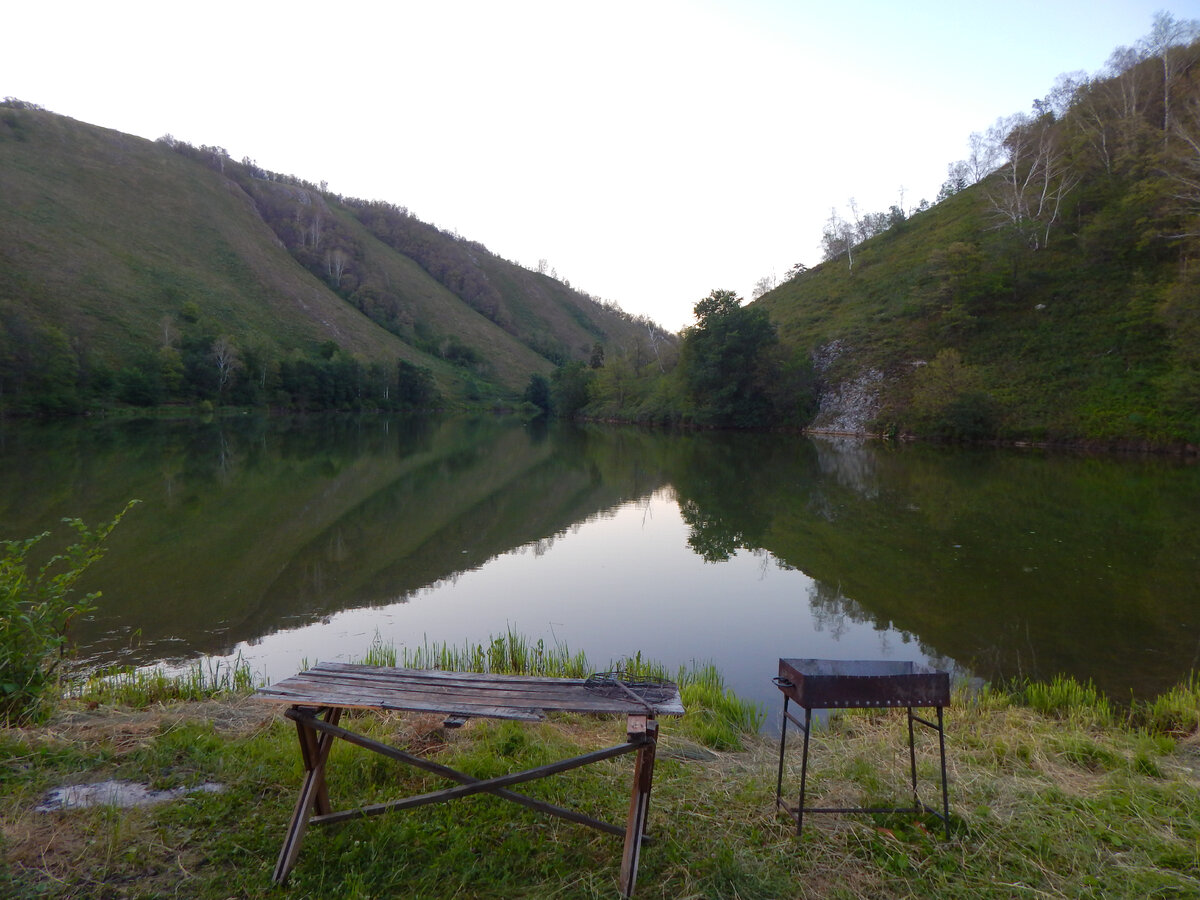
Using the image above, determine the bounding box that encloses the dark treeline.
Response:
[0,300,439,415]
[526,288,817,429]
[342,199,511,330]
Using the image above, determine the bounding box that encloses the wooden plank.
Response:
[300,662,684,715]
[289,666,622,706]
[256,685,547,720]
[258,685,663,719]
[255,663,685,718]
[316,662,596,687]
[258,675,575,707]
[282,670,598,706]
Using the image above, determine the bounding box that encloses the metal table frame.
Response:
[256,663,682,898]
[772,659,950,839]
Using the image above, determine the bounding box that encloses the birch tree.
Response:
[326,248,347,286]
[1140,11,1200,146]
[212,336,241,396]
[985,114,1080,249]
[821,208,857,270]
[751,273,777,299]
[1169,98,1200,236]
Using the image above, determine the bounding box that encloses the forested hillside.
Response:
[0,103,661,413]
[567,17,1200,447]
[754,19,1200,446]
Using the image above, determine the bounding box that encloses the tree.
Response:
[909,349,997,440]
[550,361,593,417]
[590,351,635,410]
[212,336,241,398]
[1166,94,1200,239]
[326,248,348,286]
[1140,11,1200,145]
[395,360,438,408]
[679,289,779,427]
[937,160,972,201]
[522,373,552,414]
[985,113,1080,249]
[821,208,856,269]
[751,274,777,299]
[116,361,163,407]
[965,129,996,183]
[159,315,175,348]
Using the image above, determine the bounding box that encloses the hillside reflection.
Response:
[668,433,1200,699]
[1,416,1196,700]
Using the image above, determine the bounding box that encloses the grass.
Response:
[73,655,257,708]
[2,650,1198,898]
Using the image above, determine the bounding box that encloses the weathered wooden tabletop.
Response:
[255,661,685,720]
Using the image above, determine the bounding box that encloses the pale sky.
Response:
[4,1,1190,331]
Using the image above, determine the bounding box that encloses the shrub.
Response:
[0,501,137,724]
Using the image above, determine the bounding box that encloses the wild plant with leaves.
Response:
[0,501,137,724]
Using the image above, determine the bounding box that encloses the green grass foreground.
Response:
[1,651,1198,898]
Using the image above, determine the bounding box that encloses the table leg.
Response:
[273,706,342,884]
[619,716,658,898]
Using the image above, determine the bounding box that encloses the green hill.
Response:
[0,103,655,412]
[753,36,1200,446]
[567,27,1200,446]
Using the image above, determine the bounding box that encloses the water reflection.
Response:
[0,416,1197,708]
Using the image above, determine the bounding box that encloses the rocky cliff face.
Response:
[808,340,883,435]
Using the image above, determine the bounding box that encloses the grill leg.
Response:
[797,706,812,836]
[907,707,919,812]
[775,696,789,808]
[937,705,950,839]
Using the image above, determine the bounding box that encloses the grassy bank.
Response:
[1,649,1197,898]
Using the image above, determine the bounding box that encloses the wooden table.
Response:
[255,662,684,897]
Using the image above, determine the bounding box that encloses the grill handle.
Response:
[772,677,794,689]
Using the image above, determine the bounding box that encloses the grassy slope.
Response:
[476,255,639,360]
[0,109,407,364]
[0,107,653,401]
[322,203,554,393]
[338,198,654,373]
[756,183,1192,444]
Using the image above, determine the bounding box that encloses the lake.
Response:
[2,414,1197,720]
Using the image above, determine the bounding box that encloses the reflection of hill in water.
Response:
[0,416,666,665]
[247,426,666,634]
[668,435,1200,700]
[3,419,1196,700]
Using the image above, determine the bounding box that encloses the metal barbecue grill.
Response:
[773,658,951,839]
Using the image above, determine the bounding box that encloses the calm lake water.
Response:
[3,414,1198,719]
